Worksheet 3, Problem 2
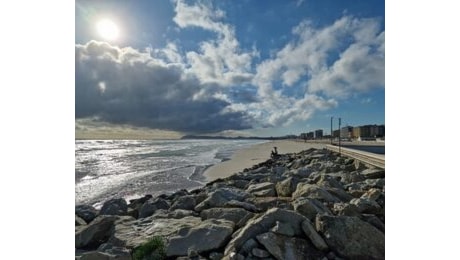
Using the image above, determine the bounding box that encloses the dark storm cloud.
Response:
[75,41,251,133]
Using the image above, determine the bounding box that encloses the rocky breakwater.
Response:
[75,148,385,260]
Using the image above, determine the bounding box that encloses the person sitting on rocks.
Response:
[271,147,279,159]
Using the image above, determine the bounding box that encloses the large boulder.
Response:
[75,215,120,249]
[256,232,323,260]
[109,216,202,249]
[224,208,307,256]
[292,183,340,202]
[360,168,385,179]
[139,197,170,218]
[275,177,299,197]
[350,198,383,215]
[200,208,253,225]
[166,219,235,257]
[246,182,276,197]
[316,215,385,259]
[194,188,250,212]
[76,205,98,223]
[100,198,128,216]
[292,197,331,221]
[301,219,328,251]
[170,195,196,211]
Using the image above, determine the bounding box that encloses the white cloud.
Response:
[173,0,256,86]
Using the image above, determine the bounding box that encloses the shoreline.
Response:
[204,140,327,182]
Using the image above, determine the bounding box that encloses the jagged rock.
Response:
[225,200,260,212]
[252,248,271,258]
[325,187,354,202]
[316,215,385,260]
[76,205,98,223]
[200,207,252,225]
[350,198,382,214]
[100,198,128,216]
[247,182,276,197]
[166,219,234,257]
[240,238,259,254]
[275,177,299,197]
[301,219,328,251]
[170,195,196,211]
[194,188,250,212]
[271,221,295,236]
[360,168,385,179]
[75,215,120,249]
[332,203,360,216]
[76,215,87,226]
[256,232,323,260]
[272,166,286,175]
[84,245,132,260]
[361,188,383,201]
[364,178,385,189]
[152,209,197,219]
[246,197,292,212]
[109,216,202,248]
[128,194,152,210]
[316,175,343,189]
[79,251,114,260]
[224,208,307,256]
[292,183,340,202]
[139,197,170,218]
[361,214,385,232]
[292,197,331,221]
[339,171,364,185]
[227,180,250,189]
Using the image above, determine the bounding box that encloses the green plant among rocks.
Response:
[132,236,166,260]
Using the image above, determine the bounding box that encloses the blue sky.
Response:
[75,0,384,138]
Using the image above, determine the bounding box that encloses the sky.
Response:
[75,0,385,138]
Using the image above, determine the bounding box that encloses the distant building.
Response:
[353,124,385,140]
[315,129,323,139]
[332,129,340,138]
[340,126,353,140]
[307,132,314,139]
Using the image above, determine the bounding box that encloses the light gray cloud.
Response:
[75,40,251,133]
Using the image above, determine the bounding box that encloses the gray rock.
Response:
[224,208,307,256]
[79,251,112,260]
[256,232,323,260]
[292,197,331,221]
[360,168,385,179]
[316,215,385,260]
[316,175,343,189]
[271,221,295,236]
[252,248,271,258]
[275,177,299,197]
[292,183,340,202]
[361,188,383,201]
[272,166,286,175]
[166,219,235,257]
[139,197,170,218]
[109,216,202,248]
[76,205,98,223]
[240,238,259,254]
[225,200,259,212]
[76,215,87,226]
[325,187,354,202]
[75,215,119,249]
[350,198,382,214]
[301,219,328,251]
[200,207,252,225]
[332,203,360,216]
[246,197,292,212]
[152,209,196,219]
[364,178,385,189]
[247,182,276,197]
[170,195,196,211]
[339,171,364,185]
[194,188,250,212]
[100,198,128,216]
[209,252,224,260]
[361,214,385,232]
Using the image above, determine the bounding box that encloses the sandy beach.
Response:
[204,140,327,182]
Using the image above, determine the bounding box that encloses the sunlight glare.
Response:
[96,19,119,41]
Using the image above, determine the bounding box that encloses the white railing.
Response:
[326,145,385,169]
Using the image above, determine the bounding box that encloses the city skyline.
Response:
[76,0,384,139]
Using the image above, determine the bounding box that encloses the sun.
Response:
[96,19,120,41]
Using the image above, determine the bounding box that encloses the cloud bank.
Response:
[76,1,384,134]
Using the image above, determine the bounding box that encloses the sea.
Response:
[75,139,267,208]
